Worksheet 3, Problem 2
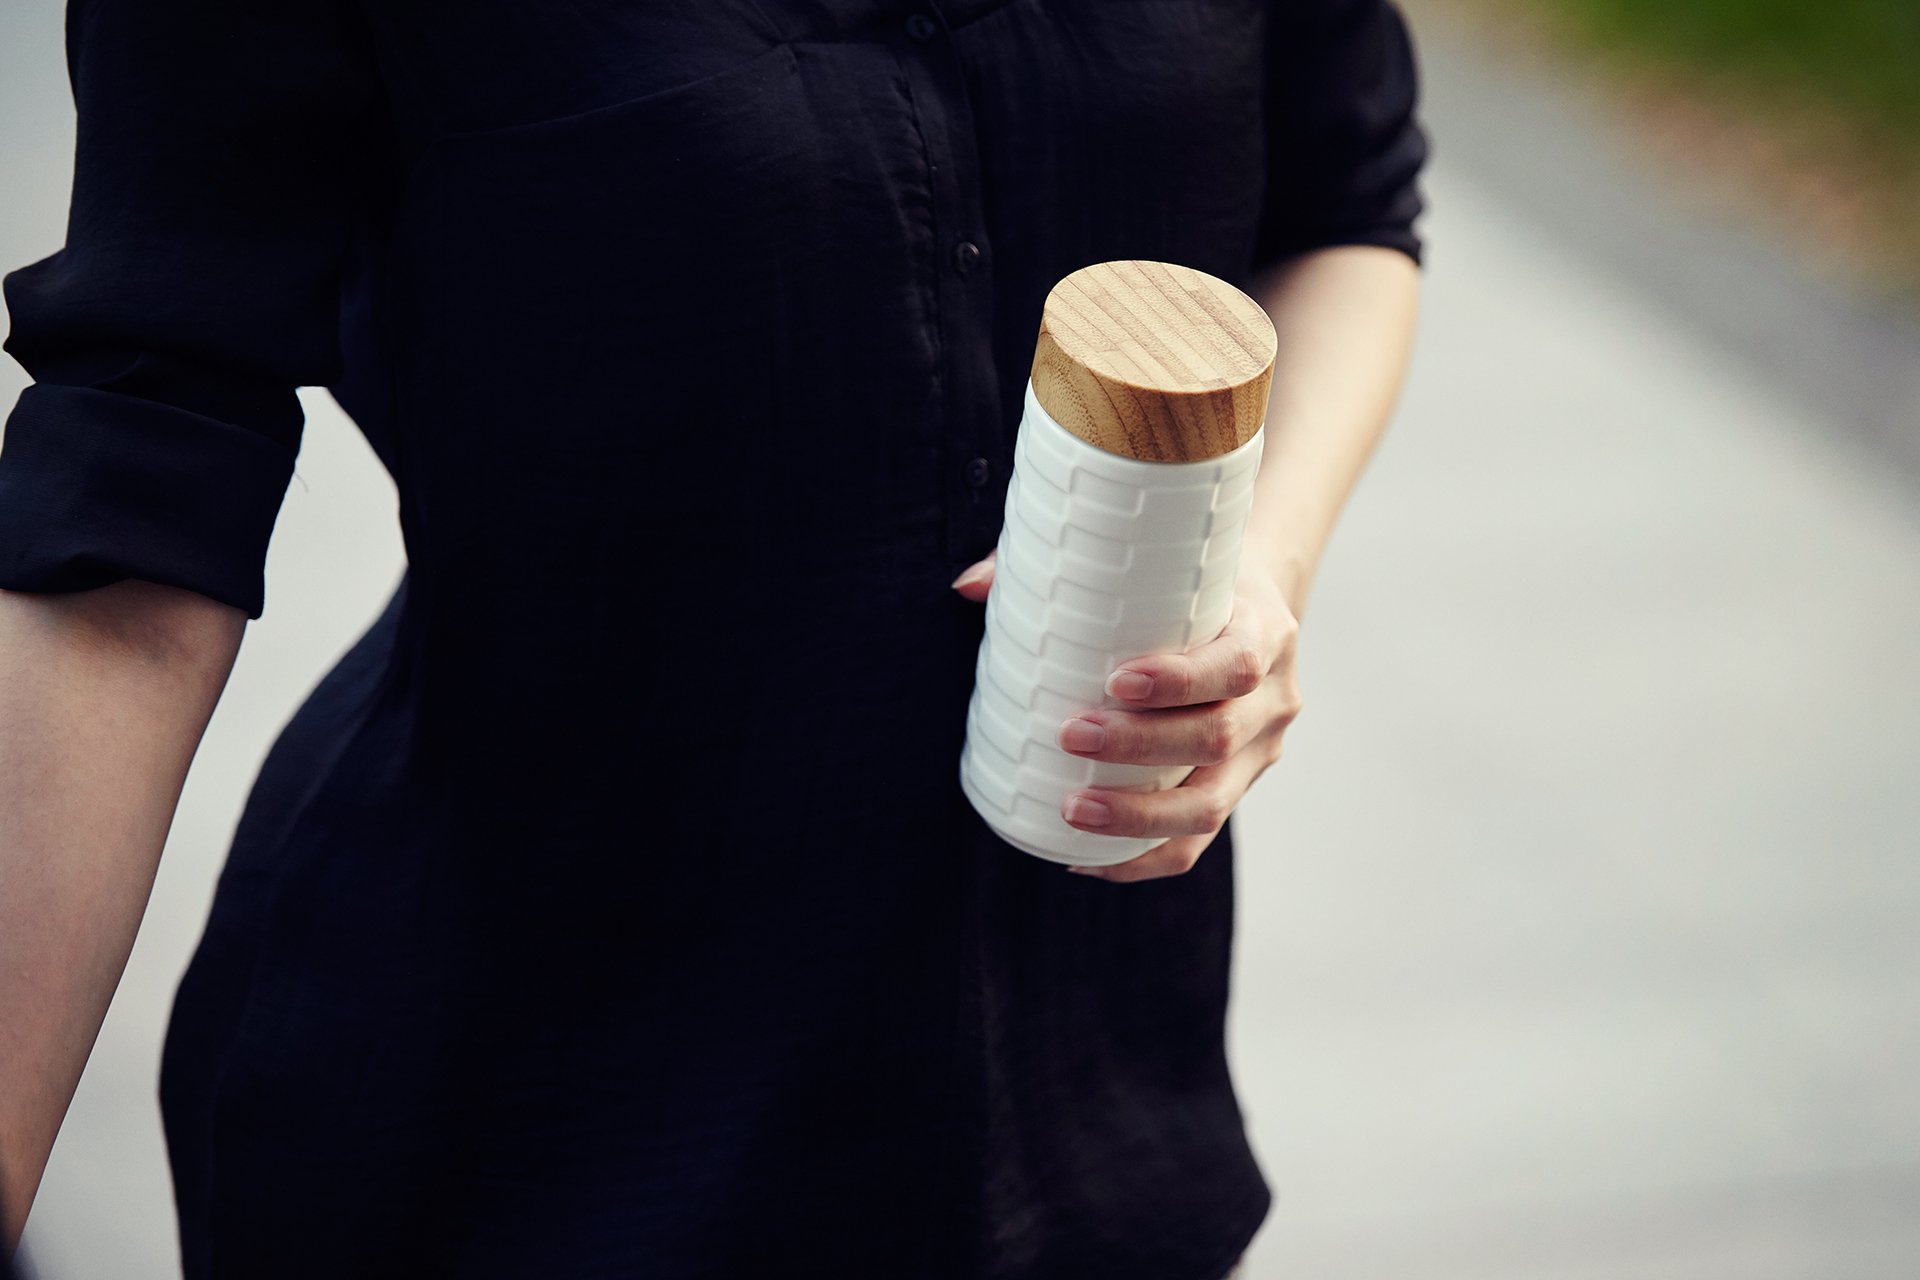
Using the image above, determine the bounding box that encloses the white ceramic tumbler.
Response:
[959,260,1279,867]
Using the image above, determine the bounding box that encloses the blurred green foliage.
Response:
[1528,0,1920,141]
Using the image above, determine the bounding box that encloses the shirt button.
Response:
[905,13,938,42]
[964,457,991,489]
[952,240,982,276]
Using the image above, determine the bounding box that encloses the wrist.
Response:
[1242,542,1316,621]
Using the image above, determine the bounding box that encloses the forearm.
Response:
[0,580,243,1251]
[1243,244,1421,617]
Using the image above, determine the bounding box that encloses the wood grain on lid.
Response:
[1030,260,1277,462]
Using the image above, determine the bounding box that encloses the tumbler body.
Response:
[959,378,1265,866]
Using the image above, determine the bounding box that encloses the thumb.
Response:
[950,549,996,603]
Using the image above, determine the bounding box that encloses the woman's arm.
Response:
[0,581,243,1249]
[1243,243,1421,617]
[0,5,383,1238]
[1053,243,1420,881]
[952,243,1421,881]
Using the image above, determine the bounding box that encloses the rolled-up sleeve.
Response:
[1251,0,1430,272]
[0,0,380,619]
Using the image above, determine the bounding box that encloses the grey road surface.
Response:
[5,5,1918,1277]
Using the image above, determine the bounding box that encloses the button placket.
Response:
[896,3,1002,560]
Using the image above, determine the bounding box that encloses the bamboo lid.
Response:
[1029,260,1277,463]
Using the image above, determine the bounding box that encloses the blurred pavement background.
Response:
[4,2,1918,1276]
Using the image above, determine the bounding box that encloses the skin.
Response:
[0,243,1414,1255]
[0,581,243,1250]
[952,244,1422,882]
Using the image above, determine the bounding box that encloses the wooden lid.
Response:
[1029,260,1277,462]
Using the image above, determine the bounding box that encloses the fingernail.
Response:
[950,562,990,590]
[1107,670,1152,701]
[1068,866,1107,878]
[1063,795,1111,828]
[1058,717,1106,754]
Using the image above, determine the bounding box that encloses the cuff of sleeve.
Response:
[0,383,297,619]
[1254,221,1426,273]
[1251,137,1430,275]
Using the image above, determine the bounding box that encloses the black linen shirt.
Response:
[0,2,1426,1277]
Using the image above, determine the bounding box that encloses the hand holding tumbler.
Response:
[960,259,1279,867]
